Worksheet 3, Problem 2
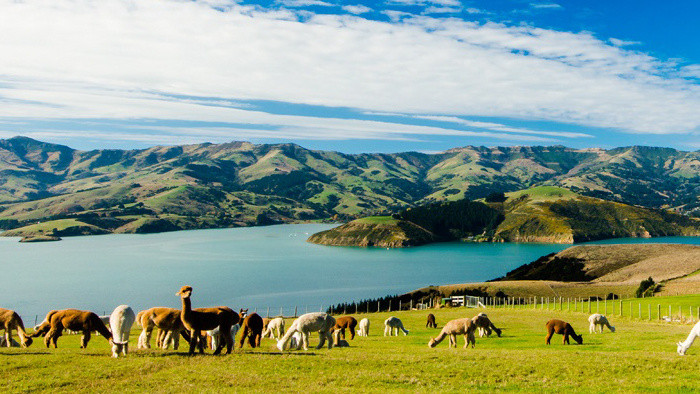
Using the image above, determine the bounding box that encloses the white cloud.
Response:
[609,38,641,47]
[278,0,334,7]
[0,0,698,143]
[530,3,563,9]
[423,6,461,14]
[465,8,483,14]
[388,0,461,6]
[342,5,371,14]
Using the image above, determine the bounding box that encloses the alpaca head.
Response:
[678,342,687,356]
[176,285,193,298]
[573,334,583,345]
[21,336,33,348]
[428,338,438,348]
[609,325,616,333]
[111,340,128,357]
[276,339,286,352]
[239,308,248,318]
[494,327,502,337]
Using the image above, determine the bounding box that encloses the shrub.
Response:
[636,277,657,298]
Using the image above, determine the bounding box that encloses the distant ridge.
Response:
[1,137,699,237]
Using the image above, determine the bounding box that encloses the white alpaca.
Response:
[384,317,409,336]
[262,317,285,340]
[289,332,303,350]
[358,318,370,337]
[588,314,615,333]
[109,305,136,358]
[277,312,335,351]
[207,323,240,351]
[678,320,700,355]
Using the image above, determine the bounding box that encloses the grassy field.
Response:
[3,305,700,393]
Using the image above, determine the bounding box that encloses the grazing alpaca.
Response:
[137,307,190,350]
[262,317,285,340]
[678,320,700,355]
[428,318,476,348]
[32,309,112,348]
[545,319,583,345]
[289,332,303,350]
[238,313,264,348]
[588,314,615,333]
[472,313,502,338]
[176,285,238,355]
[0,308,33,348]
[332,316,358,341]
[426,313,437,328]
[277,312,335,351]
[358,318,370,337]
[384,317,409,336]
[109,305,135,358]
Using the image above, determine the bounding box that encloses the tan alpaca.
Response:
[32,309,112,348]
[176,285,238,355]
[0,308,33,348]
[428,318,476,349]
[262,317,285,340]
[137,307,189,350]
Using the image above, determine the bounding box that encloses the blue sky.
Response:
[0,0,698,153]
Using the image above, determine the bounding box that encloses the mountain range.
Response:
[1,136,699,235]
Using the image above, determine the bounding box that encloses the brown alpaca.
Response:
[472,313,502,337]
[32,309,112,348]
[428,318,476,349]
[426,313,437,328]
[138,307,190,349]
[545,319,583,345]
[262,317,271,337]
[332,316,358,340]
[0,308,33,348]
[176,285,238,355]
[238,313,264,348]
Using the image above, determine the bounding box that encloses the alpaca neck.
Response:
[680,330,698,351]
[181,296,192,321]
[432,331,447,345]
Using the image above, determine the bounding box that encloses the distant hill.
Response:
[308,187,700,247]
[1,137,700,237]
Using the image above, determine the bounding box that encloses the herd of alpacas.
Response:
[1,287,699,357]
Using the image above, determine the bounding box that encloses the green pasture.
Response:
[2,305,699,393]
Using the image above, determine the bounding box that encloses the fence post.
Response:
[588,298,591,314]
[294,306,298,318]
[680,306,683,322]
[648,304,651,321]
[596,298,599,313]
[604,298,607,315]
[399,300,402,311]
[378,301,380,313]
[657,304,660,321]
[410,299,413,311]
[620,300,623,317]
[638,303,641,319]
[669,305,672,320]
[266,307,270,318]
[320,305,323,313]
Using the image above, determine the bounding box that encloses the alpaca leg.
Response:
[384,325,389,336]
[350,327,355,340]
[302,332,310,351]
[4,329,11,348]
[123,342,128,356]
[463,334,469,349]
[173,331,180,350]
[81,331,91,348]
[188,330,198,355]
[563,334,569,345]
[317,331,326,350]
[589,322,594,334]
[545,331,553,345]
[161,331,172,350]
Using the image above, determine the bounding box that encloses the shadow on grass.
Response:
[0,351,52,356]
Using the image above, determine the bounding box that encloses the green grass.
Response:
[355,216,398,224]
[3,305,700,392]
[506,186,578,202]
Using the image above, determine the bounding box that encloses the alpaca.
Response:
[238,313,264,348]
[426,313,437,328]
[32,309,112,348]
[176,285,238,355]
[137,307,190,350]
[262,317,285,340]
[332,316,358,340]
[357,318,370,337]
[428,317,476,348]
[545,319,583,345]
[0,337,20,347]
[472,313,502,338]
[109,305,135,358]
[277,312,335,351]
[678,321,700,355]
[207,323,240,351]
[289,332,303,350]
[588,314,615,333]
[384,317,409,336]
[0,308,33,348]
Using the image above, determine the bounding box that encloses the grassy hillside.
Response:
[2,138,700,237]
[3,306,700,392]
[307,216,437,247]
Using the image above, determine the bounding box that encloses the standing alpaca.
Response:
[109,305,135,358]
[426,313,437,328]
[277,312,335,351]
[0,308,33,348]
[545,319,583,345]
[588,314,615,333]
[137,307,190,350]
[32,309,112,348]
[384,317,409,336]
[262,317,285,340]
[238,313,264,348]
[678,320,700,355]
[357,318,370,337]
[428,317,476,348]
[176,285,238,355]
[332,316,358,341]
[472,313,502,338]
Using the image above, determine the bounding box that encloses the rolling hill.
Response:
[1,137,700,237]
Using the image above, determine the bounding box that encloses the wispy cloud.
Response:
[0,0,698,147]
[278,0,334,7]
[530,3,563,9]
[342,5,371,14]
[609,38,641,47]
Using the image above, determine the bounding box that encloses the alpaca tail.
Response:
[277,324,296,351]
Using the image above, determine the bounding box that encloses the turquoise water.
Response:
[2,224,699,321]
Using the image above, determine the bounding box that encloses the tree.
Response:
[485,192,507,203]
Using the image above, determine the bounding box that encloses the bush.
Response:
[636,277,657,298]
[485,192,507,203]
